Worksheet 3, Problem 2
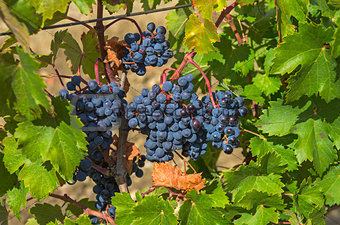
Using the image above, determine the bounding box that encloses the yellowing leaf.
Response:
[184,14,219,54]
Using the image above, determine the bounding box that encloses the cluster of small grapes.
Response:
[200,91,247,155]
[126,74,210,162]
[59,77,128,222]
[131,155,146,178]
[121,22,173,75]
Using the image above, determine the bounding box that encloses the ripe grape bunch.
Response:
[121,22,173,76]
[59,77,145,222]
[126,74,247,162]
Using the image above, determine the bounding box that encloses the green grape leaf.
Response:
[223,162,284,202]
[204,181,229,208]
[292,118,336,175]
[332,18,340,58]
[66,198,96,216]
[64,218,75,225]
[276,0,309,37]
[249,137,298,171]
[166,9,190,51]
[76,215,91,225]
[252,74,281,96]
[14,110,87,180]
[241,84,265,104]
[259,152,288,174]
[60,31,82,74]
[29,203,64,225]
[18,161,58,200]
[111,192,136,225]
[256,100,307,136]
[234,206,279,225]
[318,165,340,206]
[271,23,339,103]
[179,190,225,225]
[236,191,285,210]
[2,136,28,174]
[326,116,340,149]
[72,0,95,15]
[294,180,324,217]
[12,48,50,120]
[51,30,68,63]
[140,0,161,10]
[7,182,29,220]
[236,0,255,5]
[0,0,30,51]
[80,30,102,79]
[184,14,219,54]
[26,218,39,225]
[132,195,177,225]
[102,0,125,14]
[264,48,275,75]
[0,152,18,196]
[192,0,227,19]
[28,0,69,25]
[233,49,255,77]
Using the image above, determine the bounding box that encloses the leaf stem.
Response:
[78,52,84,76]
[174,151,197,173]
[242,128,266,140]
[215,2,239,27]
[49,193,115,224]
[95,58,103,85]
[85,156,108,175]
[44,89,53,99]
[188,58,217,108]
[65,16,94,30]
[52,64,65,89]
[141,186,158,197]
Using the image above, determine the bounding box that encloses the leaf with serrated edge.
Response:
[81,30,102,79]
[30,203,64,225]
[111,192,136,225]
[241,84,265,104]
[166,9,189,51]
[318,165,340,206]
[204,181,229,208]
[28,0,69,25]
[76,214,91,225]
[276,0,309,37]
[271,23,339,102]
[60,32,82,74]
[179,190,226,225]
[132,195,177,225]
[19,162,58,200]
[13,48,50,120]
[7,182,29,220]
[249,137,298,171]
[193,0,227,19]
[234,206,279,225]
[332,18,340,58]
[184,14,219,54]
[253,74,281,96]
[0,152,18,197]
[293,118,336,175]
[2,136,28,174]
[327,116,340,149]
[236,191,284,210]
[256,100,307,136]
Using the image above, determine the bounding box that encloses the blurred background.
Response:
[0,1,339,224]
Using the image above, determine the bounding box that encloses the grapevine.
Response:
[0,0,340,225]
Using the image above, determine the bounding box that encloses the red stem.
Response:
[141,186,158,197]
[49,193,115,224]
[226,14,243,45]
[95,58,103,86]
[44,89,53,99]
[53,64,65,89]
[188,59,217,108]
[66,16,94,30]
[215,2,239,27]
[105,18,144,45]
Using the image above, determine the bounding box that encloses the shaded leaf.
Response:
[234,206,279,225]
[29,203,64,225]
[0,152,18,196]
[7,182,29,220]
[236,191,285,210]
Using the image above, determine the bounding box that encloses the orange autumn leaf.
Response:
[152,162,206,192]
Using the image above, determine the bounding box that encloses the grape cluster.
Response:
[59,77,145,222]
[121,22,173,76]
[126,74,210,162]
[126,74,248,162]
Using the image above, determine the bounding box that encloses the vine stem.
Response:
[41,74,88,84]
[78,52,84,76]
[166,188,189,200]
[104,18,143,45]
[226,14,243,45]
[115,71,129,193]
[242,128,266,140]
[141,186,158,197]
[65,16,94,30]
[85,156,108,175]
[44,89,53,99]
[215,2,239,27]
[49,193,115,224]
[282,193,294,197]
[95,0,116,83]
[52,64,65,89]
[188,59,217,108]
